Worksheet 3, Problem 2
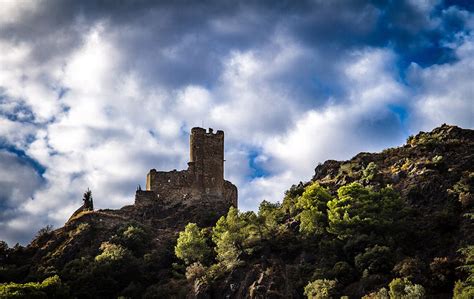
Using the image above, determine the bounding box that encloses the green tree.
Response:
[454,245,474,298]
[257,200,285,238]
[83,188,93,210]
[175,223,211,265]
[327,183,403,240]
[212,207,250,269]
[0,241,8,262]
[295,183,333,236]
[296,182,333,211]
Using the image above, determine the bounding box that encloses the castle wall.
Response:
[138,127,237,209]
[146,169,194,202]
[135,190,159,206]
[223,180,238,207]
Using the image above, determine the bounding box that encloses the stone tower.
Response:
[188,127,224,196]
[139,127,237,209]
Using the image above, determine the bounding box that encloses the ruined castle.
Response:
[135,127,238,210]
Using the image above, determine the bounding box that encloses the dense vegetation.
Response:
[174,181,472,298]
[0,124,472,298]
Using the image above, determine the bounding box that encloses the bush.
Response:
[429,257,455,290]
[0,275,69,298]
[362,162,378,182]
[362,288,389,299]
[35,225,54,239]
[355,245,393,274]
[393,257,425,283]
[453,280,474,299]
[331,261,356,285]
[185,262,207,283]
[107,223,152,255]
[388,278,425,298]
[95,242,131,263]
[304,279,337,299]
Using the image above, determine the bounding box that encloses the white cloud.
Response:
[0,39,63,123]
[0,3,473,246]
[209,38,310,143]
[240,48,408,208]
[0,0,40,26]
[409,34,474,130]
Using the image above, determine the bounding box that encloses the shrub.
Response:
[95,242,131,263]
[120,224,151,252]
[362,287,389,299]
[304,279,337,299]
[453,280,474,299]
[0,275,69,298]
[355,245,393,274]
[388,278,425,298]
[35,225,54,239]
[331,261,356,285]
[393,257,425,283]
[429,257,455,290]
[185,262,207,283]
[362,162,378,182]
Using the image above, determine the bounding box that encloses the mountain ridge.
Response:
[0,124,472,298]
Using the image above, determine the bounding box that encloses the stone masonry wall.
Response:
[135,127,237,210]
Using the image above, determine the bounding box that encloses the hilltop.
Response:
[0,124,472,298]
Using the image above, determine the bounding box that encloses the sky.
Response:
[0,0,473,246]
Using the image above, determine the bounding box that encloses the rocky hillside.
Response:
[0,124,473,298]
[196,124,473,298]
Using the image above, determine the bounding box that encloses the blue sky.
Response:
[0,0,473,245]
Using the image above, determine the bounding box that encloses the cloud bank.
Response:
[0,0,473,245]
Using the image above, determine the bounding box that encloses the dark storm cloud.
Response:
[0,150,44,211]
[3,0,470,94]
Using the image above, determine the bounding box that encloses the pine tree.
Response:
[83,188,94,211]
